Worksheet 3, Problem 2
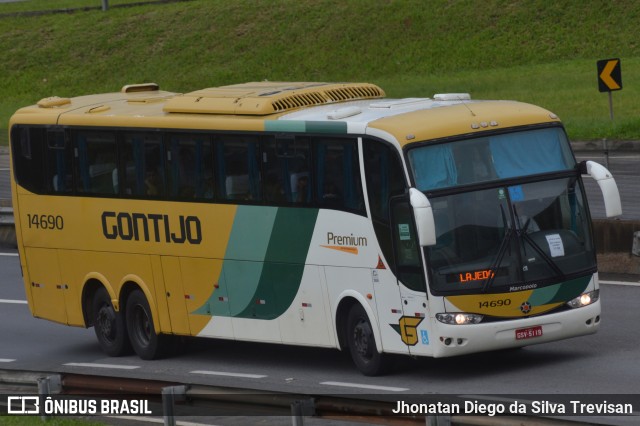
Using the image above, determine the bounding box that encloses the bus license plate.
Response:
[515,325,543,340]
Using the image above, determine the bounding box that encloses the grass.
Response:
[2,417,106,426]
[1,0,639,144]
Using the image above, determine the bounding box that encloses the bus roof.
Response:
[10,81,561,146]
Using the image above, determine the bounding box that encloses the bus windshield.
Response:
[407,128,596,295]
[407,127,575,192]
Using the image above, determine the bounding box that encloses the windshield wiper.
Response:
[481,205,511,293]
[513,205,565,279]
[521,232,565,278]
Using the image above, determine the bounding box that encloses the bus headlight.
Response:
[566,290,599,309]
[436,313,483,325]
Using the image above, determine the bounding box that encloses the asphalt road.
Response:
[1,251,639,425]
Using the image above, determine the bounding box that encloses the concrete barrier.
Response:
[592,219,640,254]
[632,231,640,257]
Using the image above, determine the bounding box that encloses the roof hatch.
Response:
[37,96,71,108]
[121,83,159,93]
[163,82,385,115]
[433,93,471,101]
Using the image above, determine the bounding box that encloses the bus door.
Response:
[389,196,432,355]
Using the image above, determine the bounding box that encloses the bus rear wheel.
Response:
[126,289,167,360]
[92,287,130,356]
[346,304,390,376]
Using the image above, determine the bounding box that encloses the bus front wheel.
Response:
[346,304,390,376]
[125,289,167,360]
[92,287,131,356]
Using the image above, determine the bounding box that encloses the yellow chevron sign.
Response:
[597,58,622,92]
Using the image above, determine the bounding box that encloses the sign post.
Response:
[597,58,622,121]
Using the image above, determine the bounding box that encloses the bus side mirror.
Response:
[580,160,622,218]
[409,188,436,246]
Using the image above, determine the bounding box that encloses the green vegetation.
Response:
[2,416,105,426]
[1,0,639,144]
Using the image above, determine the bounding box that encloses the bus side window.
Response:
[363,139,407,269]
[73,130,117,195]
[391,198,426,292]
[217,135,262,202]
[168,134,214,200]
[10,126,46,194]
[364,140,406,220]
[47,130,73,194]
[121,133,165,198]
[263,136,311,205]
[316,138,364,213]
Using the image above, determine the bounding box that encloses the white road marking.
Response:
[0,359,16,362]
[0,299,27,304]
[600,280,640,287]
[0,253,19,256]
[190,370,267,379]
[320,381,408,392]
[64,362,140,370]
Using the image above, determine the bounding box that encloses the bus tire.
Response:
[92,287,131,356]
[346,303,390,376]
[126,289,167,360]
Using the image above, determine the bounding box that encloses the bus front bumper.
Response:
[429,300,601,358]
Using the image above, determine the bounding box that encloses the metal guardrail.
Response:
[0,369,610,426]
[0,206,14,226]
[0,0,193,19]
[0,202,16,248]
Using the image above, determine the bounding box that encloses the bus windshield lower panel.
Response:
[425,177,595,295]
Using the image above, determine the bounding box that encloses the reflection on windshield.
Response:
[426,178,595,294]
[408,128,575,192]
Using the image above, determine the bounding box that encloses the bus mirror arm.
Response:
[409,188,437,246]
[580,160,622,218]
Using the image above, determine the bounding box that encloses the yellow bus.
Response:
[9,82,621,375]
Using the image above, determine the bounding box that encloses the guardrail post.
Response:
[101,0,109,11]
[426,415,451,426]
[291,398,315,426]
[162,385,187,426]
[37,375,61,421]
[633,231,640,256]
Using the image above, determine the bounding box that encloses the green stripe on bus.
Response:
[194,206,319,320]
[195,206,277,316]
[265,120,347,134]
[547,276,591,303]
[236,208,319,319]
[265,121,306,132]
[305,121,347,134]
[527,276,590,306]
[225,206,278,260]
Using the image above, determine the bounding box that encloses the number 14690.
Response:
[26,214,64,230]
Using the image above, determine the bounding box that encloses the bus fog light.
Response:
[436,313,483,325]
[567,290,599,309]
